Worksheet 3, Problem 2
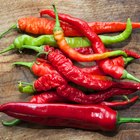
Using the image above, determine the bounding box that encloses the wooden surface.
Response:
[1,0,140,139]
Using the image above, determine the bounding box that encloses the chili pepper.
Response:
[75,47,134,66]
[124,49,140,59]
[46,49,114,91]
[52,5,127,62]
[18,72,67,94]
[50,7,140,81]
[100,96,139,108]
[40,9,140,34]
[10,44,140,91]
[2,91,68,127]
[17,45,139,91]
[0,12,137,39]
[13,59,105,76]
[2,102,140,131]
[57,84,136,104]
[13,58,58,77]
[2,93,138,127]
[0,33,132,55]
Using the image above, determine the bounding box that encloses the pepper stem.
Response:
[53,4,62,31]
[18,81,35,94]
[0,44,15,54]
[2,119,21,126]
[13,61,33,68]
[123,57,134,65]
[0,24,17,39]
[117,117,140,125]
[122,70,140,82]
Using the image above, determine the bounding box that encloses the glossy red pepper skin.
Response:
[0,103,117,131]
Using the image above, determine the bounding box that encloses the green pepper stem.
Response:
[0,44,15,54]
[123,57,134,65]
[122,70,140,82]
[13,61,33,68]
[53,4,62,31]
[2,119,21,126]
[18,81,35,94]
[117,117,140,125]
[0,24,17,39]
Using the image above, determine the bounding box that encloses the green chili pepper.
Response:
[0,18,131,55]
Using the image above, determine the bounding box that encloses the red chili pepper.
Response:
[30,91,67,103]
[13,58,105,76]
[40,9,140,35]
[100,96,139,108]
[49,7,140,82]
[18,45,140,92]
[2,102,140,131]
[47,49,113,91]
[124,49,140,59]
[57,84,136,104]
[2,91,68,126]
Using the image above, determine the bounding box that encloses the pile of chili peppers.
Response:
[1,5,140,132]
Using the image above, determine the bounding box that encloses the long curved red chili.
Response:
[2,103,140,131]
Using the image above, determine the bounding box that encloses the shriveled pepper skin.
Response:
[34,73,67,92]
[18,17,80,36]
[31,58,57,77]
[30,91,66,103]
[57,84,136,104]
[0,103,117,131]
[48,50,113,90]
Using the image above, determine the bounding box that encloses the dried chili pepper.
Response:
[50,6,140,82]
[18,72,67,94]
[2,102,140,131]
[57,84,136,104]
[52,5,126,62]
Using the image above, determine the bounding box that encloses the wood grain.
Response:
[0,0,140,139]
